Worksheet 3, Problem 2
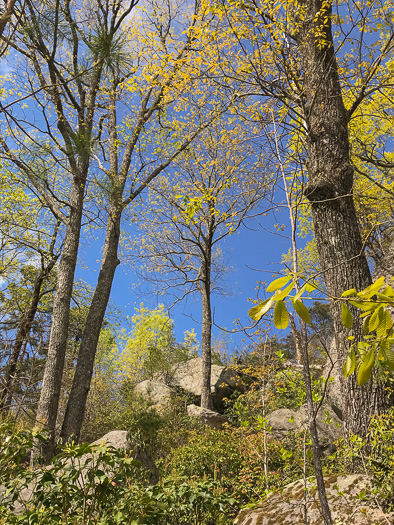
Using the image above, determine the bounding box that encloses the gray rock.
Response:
[134,380,172,406]
[187,404,230,429]
[155,357,245,410]
[234,474,393,524]
[0,431,159,516]
[267,402,343,449]
[90,430,159,484]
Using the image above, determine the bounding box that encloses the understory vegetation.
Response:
[1,358,394,524]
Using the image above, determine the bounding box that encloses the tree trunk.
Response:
[0,257,57,410]
[200,254,213,410]
[60,210,121,442]
[295,0,386,434]
[32,182,85,463]
[297,323,333,524]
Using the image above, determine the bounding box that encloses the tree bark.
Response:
[200,249,213,410]
[295,0,386,434]
[60,209,121,442]
[33,182,85,463]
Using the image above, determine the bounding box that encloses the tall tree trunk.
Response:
[295,0,386,434]
[200,253,213,410]
[33,183,85,463]
[60,210,121,442]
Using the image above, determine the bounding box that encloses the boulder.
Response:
[0,431,159,516]
[91,430,159,484]
[234,474,393,525]
[155,357,246,410]
[134,380,172,406]
[187,404,230,429]
[266,402,343,451]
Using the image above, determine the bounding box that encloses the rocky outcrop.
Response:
[91,430,159,484]
[234,474,393,524]
[0,431,158,516]
[135,357,246,410]
[187,404,230,429]
[134,380,172,407]
[266,402,343,452]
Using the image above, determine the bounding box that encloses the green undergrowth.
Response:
[1,397,394,523]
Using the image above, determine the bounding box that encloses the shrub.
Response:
[328,408,394,512]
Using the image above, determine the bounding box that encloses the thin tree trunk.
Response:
[0,264,56,410]
[60,210,121,442]
[298,324,333,525]
[200,254,213,410]
[33,183,85,463]
[0,225,59,411]
[295,0,385,434]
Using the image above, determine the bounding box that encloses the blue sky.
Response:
[76,197,294,355]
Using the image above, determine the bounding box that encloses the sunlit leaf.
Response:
[292,299,311,325]
[274,281,294,301]
[342,288,357,297]
[248,297,274,321]
[343,346,356,378]
[341,302,353,329]
[293,283,307,303]
[363,315,371,335]
[349,300,377,311]
[266,275,292,293]
[357,276,385,298]
[305,281,318,293]
[274,299,289,329]
[377,309,393,339]
[357,348,375,386]
[369,306,383,332]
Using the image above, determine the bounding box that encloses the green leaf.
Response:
[349,300,377,311]
[248,297,274,321]
[374,291,394,303]
[274,281,294,301]
[274,300,289,329]
[293,283,307,303]
[341,302,353,329]
[292,299,311,325]
[266,275,292,293]
[357,341,370,360]
[357,276,385,298]
[343,346,356,378]
[357,348,375,386]
[363,315,371,335]
[305,281,318,293]
[369,306,383,332]
[381,285,394,298]
[380,341,394,371]
[377,309,392,339]
[342,288,357,297]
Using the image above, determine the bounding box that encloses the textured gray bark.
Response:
[200,256,213,410]
[295,0,386,434]
[60,210,121,441]
[59,64,209,441]
[33,182,86,463]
